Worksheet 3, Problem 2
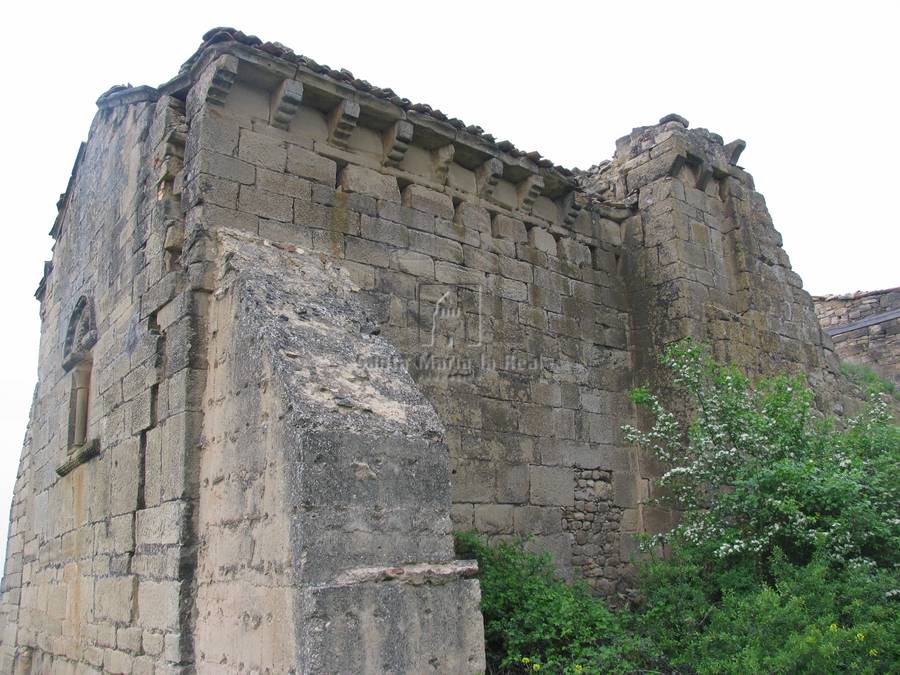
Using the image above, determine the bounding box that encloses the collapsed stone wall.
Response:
[591,117,850,416]
[814,287,900,387]
[0,27,858,673]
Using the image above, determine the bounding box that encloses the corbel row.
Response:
[660,138,732,192]
[191,53,584,225]
[157,100,188,191]
[516,174,545,214]
[431,144,455,184]
[270,79,304,130]
[691,154,731,191]
[475,158,503,199]
[558,191,583,226]
[327,99,360,147]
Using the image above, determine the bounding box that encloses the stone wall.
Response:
[0,88,200,673]
[0,27,861,673]
[169,36,642,595]
[195,256,297,672]
[814,287,900,387]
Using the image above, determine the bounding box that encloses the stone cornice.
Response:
[83,32,762,241]
[159,38,578,201]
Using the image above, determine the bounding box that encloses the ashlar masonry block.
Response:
[339,164,401,202]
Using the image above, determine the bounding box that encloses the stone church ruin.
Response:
[0,27,870,673]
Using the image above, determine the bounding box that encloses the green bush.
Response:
[623,339,899,572]
[458,340,899,673]
[841,361,898,401]
[454,532,637,674]
[634,541,899,673]
[625,339,899,672]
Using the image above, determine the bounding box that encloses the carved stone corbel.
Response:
[204,54,239,107]
[431,144,455,185]
[327,99,360,148]
[694,158,713,190]
[163,124,187,162]
[383,120,414,167]
[164,221,186,253]
[724,139,747,165]
[665,152,687,178]
[475,158,503,199]
[516,174,544,214]
[558,190,583,226]
[270,79,304,130]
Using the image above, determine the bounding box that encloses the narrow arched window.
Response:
[58,296,99,475]
[68,362,92,448]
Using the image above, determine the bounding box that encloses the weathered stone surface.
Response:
[391,250,435,277]
[287,144,337,185]
[238,128,286,171]
[529,226,557,256]
[137,580,181,631]
[410,230,464,263]
[530,466,574,507]
[493,214,527,242]
[402,184,454,219]
[135,502,186,547]
[193,230,483,670]
[474,504,515,533]
[299,577,485,673]
[95,576,137,624]
[339,164,401,202]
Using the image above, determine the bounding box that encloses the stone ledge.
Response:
[55,438,100,477]
[825,308,900,337]
[328,560,479,587]
[96,85,160,110]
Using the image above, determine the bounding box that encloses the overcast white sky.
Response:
[0,1,897,561]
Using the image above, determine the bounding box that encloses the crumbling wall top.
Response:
[577,114,749,204]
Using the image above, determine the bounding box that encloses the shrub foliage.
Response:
[840,360,899,401]
[455,532,636,673]
[457,340,899,673]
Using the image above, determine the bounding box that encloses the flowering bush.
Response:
[624,339,899,672]
[459,341,898,672]
[623,339,899,572]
